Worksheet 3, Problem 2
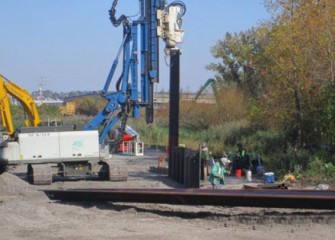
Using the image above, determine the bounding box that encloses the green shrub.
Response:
[305,158,335,182]
[134,122,168,146]
[266,146,310,176]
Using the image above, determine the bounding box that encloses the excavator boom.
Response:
[195,78,217,101]
[0,74,40,136]
[0,77,14,135]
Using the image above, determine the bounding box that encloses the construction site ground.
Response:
[1,148,334,240]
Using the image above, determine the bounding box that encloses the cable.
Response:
[109,0,128,27]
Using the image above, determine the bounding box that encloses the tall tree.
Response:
[207,0,335,147]
[263,0,335,145]
[207,27,269,99]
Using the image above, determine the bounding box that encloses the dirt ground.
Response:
[1,148,334,240]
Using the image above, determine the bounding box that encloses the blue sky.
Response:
[0,0,270,93]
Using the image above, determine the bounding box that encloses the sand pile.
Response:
[0,172,32,197]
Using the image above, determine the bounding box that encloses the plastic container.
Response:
[246,170,252,182]
[264,172,275,183]
[236,169,242,178]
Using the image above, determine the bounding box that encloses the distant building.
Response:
[34,98,63,106]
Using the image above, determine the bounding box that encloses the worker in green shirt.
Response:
[235,143,250,175]
[209,159,226,189]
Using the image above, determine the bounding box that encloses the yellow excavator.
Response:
[0,74,125,185]
[0,74,40,137]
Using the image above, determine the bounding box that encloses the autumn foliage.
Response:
[206,0,335,149]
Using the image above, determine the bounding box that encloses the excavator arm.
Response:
[194,78,218,101]
[0,74,40,136]
[0,76,14,135]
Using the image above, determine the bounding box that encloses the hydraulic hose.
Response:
[109,0,128,27]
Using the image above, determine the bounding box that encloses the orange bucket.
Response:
[236,169,242,178]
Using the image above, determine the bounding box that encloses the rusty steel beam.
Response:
[43,188,335,210]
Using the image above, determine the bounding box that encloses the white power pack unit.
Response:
[59,131,100,158]
[19,132,60,160]
[16,130,100,162]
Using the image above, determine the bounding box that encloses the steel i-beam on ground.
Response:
[44,188,335,210]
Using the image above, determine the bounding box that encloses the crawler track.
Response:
[44,188,335,210]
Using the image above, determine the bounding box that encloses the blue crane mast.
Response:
[84,0,186,147]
